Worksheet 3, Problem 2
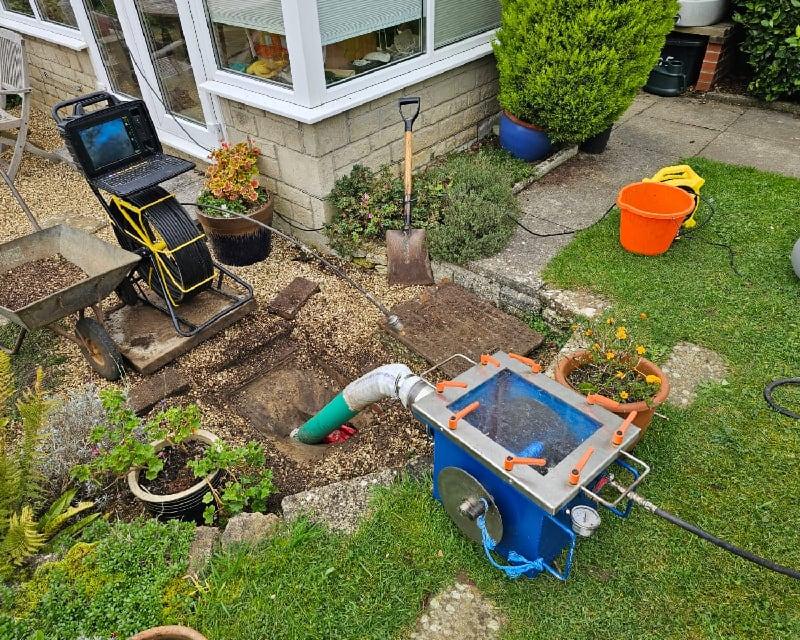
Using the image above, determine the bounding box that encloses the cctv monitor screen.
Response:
[77,115,140,173]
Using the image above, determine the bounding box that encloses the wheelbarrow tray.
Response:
[0,224,140,331]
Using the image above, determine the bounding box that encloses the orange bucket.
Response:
[617,182,696,255]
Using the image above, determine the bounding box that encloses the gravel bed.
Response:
[3,108,433,510]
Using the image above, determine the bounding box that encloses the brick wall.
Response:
[220,55,500,246]
[24,36,97,111]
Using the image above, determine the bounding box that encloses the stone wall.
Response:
[24,36,97,111]
[219,54,500,246]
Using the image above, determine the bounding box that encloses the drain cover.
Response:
[383,283,543,378]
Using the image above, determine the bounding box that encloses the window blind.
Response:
[317,0,422,46]
[205,0,285,34]
[434,0,499,49]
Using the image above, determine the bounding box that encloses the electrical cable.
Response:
[504,203,617,238]
[274,212,326,233]
[179,202,403,330]
[763,378,800,420]
[652,506,800,580]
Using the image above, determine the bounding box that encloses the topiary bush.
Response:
[733,1,800,101]
[494,0,678,144]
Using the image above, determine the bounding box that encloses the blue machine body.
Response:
[411,353,643,580]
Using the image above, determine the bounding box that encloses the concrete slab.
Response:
[727,108,800,145]
[660,342,728,407]
[106,288,256,375]
[617,94,658,125]
[39,211,108,234]
[129,367,190,415]
[699,132,800,178]
[161,170,205,218]
[408,581,505,640]
[613,114,721,157]
[645,97,744,131]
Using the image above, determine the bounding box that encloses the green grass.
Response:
[4,158,799,639]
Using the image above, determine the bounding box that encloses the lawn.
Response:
[4,158,800,639]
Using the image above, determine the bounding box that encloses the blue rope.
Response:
[476,499,545,579]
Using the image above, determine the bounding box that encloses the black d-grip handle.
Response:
[399,96,421,131]
[51,91,121,124]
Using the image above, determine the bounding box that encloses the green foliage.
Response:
[189,440,274,525]
[71,387,201,484]
[3,519,194,639]
[493,0,678,143]
[734,0,800,101]
[325,148,533,264]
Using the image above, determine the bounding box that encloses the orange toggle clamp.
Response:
[568,447,595,486]
[586,393,624,412]
[509,352,543,373]
[504,456,547,471]
[448,401,480,430]
[612,410,639,446]
[436,380,468,394]
[480,354,500,367]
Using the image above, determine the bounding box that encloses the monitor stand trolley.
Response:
[52,92,255,375]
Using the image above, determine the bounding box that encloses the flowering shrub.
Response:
[199,140,268,217]
[567,314,662,404]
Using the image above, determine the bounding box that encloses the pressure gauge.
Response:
[570,505,601,537]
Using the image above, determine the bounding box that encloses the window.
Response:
[317,0,423,86]
[205,0,292,87]
[434,0,499,49]
[33,0,77,27]
[1,0,78,27]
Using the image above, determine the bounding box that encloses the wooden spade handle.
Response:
[404,130,413,198]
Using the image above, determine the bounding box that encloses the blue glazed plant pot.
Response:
[499,111,553,162]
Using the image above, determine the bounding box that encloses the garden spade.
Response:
[386,97,434,286]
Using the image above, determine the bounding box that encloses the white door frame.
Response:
[70,0,224,159]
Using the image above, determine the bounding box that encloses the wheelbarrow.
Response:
[0,224,140,380]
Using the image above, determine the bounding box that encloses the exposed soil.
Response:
[0,254,86,310]
[139,439,207,495]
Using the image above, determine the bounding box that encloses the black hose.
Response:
[653,506,800,580]
[764,378,800,420]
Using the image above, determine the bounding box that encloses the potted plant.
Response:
[554,315,670,433]
[196,139,274,266]
[493,0,678,159]
[72,389,273,523]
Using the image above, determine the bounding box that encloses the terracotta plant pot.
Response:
[554,350,670,434]
[127,429,221,520]
[129,625,208,640]
[197,195,274,267]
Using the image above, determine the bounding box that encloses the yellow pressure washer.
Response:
[643,164,704,229]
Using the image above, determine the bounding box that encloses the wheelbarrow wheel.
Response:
[75,317,124,381]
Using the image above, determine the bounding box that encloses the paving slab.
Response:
[613,114,721,157]
[699,132,800,179]
[128,367,190,415]
[617,93,658,125]
[267,276,320,319]
[660,342,728,407]
[727,108,800,145]
[220,512,281,548]
[161,170,205,218]
[645,97,744,131]
[40,211,108,234]
[408,581,505,640]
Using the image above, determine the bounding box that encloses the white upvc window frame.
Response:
[0,0,86,50]
[195,0,498,123]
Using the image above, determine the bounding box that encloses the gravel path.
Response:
[1,108,431,504]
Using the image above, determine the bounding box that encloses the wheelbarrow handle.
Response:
[398,96,421,132]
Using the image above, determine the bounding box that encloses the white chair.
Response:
[0,27,31,181]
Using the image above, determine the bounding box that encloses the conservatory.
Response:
[0,0,502,232]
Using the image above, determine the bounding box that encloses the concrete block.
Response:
[302,114,349,156]
[276,181,313,210]
[332,137,371,170]
[274,146,335,199]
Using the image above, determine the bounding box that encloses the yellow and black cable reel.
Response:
[643,165,704,229]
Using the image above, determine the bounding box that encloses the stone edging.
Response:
[700,91,800,117]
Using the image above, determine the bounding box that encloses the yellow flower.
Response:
[639,312,648,320]
[584,328,593,337]
[592,342,601,351]
[606,351,615,360]
[619,391,629,400]
[571,323,578,331]
[646,374,661,385]
[615,326,628,340]
[615,370,625,379]
[606,317,615,325]
[636,345,646,356]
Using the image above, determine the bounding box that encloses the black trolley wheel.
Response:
[75,317,124,381]
[115,278,140,306]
